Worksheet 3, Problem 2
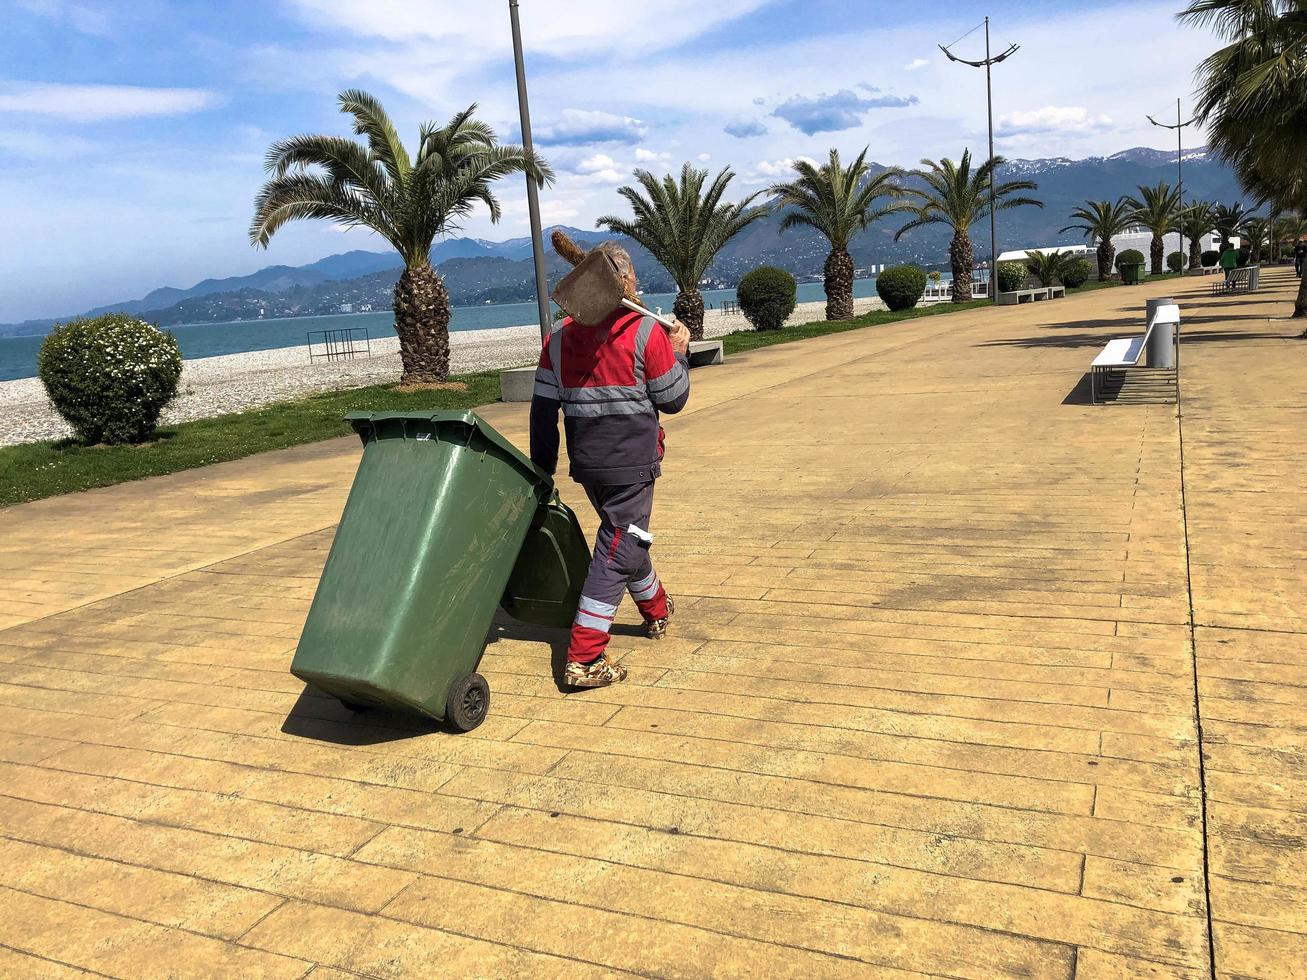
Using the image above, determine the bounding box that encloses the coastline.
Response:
[0,295,886,447]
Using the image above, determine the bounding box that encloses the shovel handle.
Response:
[621,297,677,331]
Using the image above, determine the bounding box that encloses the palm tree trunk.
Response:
[1150,234,1164,276]
[1188,236,1202,273]
[1294,272,1306,321]
[1096,242,1115,281]
[949,233,972,304]
[393,263,450,383]
[673,288,705,341]
[823,249,855,320]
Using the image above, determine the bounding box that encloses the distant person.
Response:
[1220,245,1238,283]
[530,244,692,688]
[1295,240,1306,278]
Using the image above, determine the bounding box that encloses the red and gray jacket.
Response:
[529,309,690,485]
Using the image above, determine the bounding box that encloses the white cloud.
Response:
[697,153,711,161]
[535,108,646,146]
[754,156,817,177]
[577,153,618,173]
[635,147,671,162]
[996,105,1114,137]
[904,58,929,71]
[17,0,111,36]
[287,0,772,58]
[0,82,220,121]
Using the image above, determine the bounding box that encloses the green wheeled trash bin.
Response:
[501,497,592,629]
[291,410,568,732]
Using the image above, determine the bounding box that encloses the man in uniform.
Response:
[530,244,692,688]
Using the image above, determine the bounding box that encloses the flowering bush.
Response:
[996,261,1028,293]
[38,314,182,444]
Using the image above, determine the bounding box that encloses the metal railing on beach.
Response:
[307,327,372,362]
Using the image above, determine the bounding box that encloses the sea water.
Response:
[0,279,882,382]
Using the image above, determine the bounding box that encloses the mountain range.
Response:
[0,146,1246,337]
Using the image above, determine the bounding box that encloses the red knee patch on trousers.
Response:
[634,584,668,621]
[567,625,610,664]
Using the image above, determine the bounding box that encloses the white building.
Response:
[1001,225,1226,267]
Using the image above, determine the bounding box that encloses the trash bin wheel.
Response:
[447,672,490,732]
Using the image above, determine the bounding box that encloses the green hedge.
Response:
[736,265,797,331]
[1167,251,1187,273]
[1115,248,1145,270]
[874,264,927,311]
[1063,259,1093,289]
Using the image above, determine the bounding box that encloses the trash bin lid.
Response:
[345,410,552,493]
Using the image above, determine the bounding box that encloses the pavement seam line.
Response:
[1175,343,1218,980]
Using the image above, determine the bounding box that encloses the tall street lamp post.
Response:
[509,0,552,342]
[940,17,1018,302]
[1147,100,1196,269]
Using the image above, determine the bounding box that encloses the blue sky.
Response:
[0,0,1221,322]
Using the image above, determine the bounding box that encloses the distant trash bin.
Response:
[1145,299,1178,369]
[1120,262,1145,285]
[290,409,578,732]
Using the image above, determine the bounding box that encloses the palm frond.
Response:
[597,163,768,290]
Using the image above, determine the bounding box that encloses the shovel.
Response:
[550,249,676,330]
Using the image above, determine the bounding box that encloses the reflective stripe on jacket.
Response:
[529,309,690,484]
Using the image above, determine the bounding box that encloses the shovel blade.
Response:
[551,250,625,326]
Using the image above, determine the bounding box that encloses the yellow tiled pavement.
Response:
[0,269,1304,977]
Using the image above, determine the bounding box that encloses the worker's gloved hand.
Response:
[669,319,691,357]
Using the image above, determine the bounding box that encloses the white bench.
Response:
[688,339,724,366]
[1089,304,1181,403]
[1090,334,1149,403]
[998,286,1065,305]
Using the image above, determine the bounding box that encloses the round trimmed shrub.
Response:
[1115,248,1146,271]
[996,261,1028,293]
[1236,248,1250,266]
[875,264,927,312]
[1167,251,1187,273]
[928,270,942,283]
[736,265,797,331]
[1201,249,1220,267]
[38,313,182,444]
[1063,259,1092,289]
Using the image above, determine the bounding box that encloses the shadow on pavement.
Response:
[485,614,570,693]
[281,687,445,744]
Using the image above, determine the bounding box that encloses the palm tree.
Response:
[768,149,903,319]
[1242,216,1271,262]
[250,90,551,384]
[1126,183,1182,275]
[1275,214,1307,257]
[1024,250,1078,287]
[1183,199,1220,269]
[1180,0,1307,317]
[598,163,768,339]
[1213,202,1257,251]
[1060,198,1134,280]
[895,150,1042,303]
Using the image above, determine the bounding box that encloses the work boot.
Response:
[564,654,629,689]
[644,595,675,640]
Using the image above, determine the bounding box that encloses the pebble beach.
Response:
[0,295,885,446]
